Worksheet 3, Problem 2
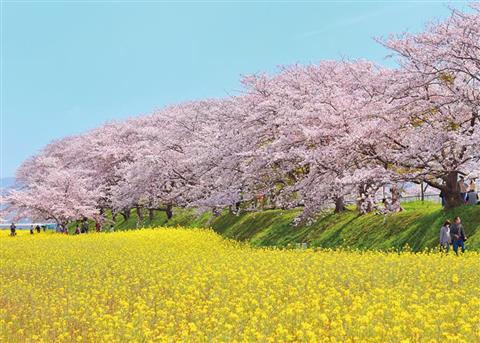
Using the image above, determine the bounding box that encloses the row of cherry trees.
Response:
[3,5,479,226]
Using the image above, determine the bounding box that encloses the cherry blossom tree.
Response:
[108,102,214,223]
[239,60,400,216]
[4,4,478,224]
[376,5,480,208]
[2,138,100,225]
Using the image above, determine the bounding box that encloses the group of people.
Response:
[8,220,114,236]
[72,220,90,235]
[440,177,479,206]
[29,224,47,234]
[9,223,47,236]
[439,216,468,255]
[53,219,106,234]
[459,177,478,205]
[72,220,114,234]
[55,223,68,234]
[71,220,114,234]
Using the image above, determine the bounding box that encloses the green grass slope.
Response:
[111,201,480,251]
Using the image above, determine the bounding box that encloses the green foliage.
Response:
[112,202,480,251]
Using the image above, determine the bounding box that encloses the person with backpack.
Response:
[450,216,467,255]
[439,220,451,252]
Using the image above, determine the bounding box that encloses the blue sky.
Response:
[0,1,471,177]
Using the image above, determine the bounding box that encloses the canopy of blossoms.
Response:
[2,5,479,224]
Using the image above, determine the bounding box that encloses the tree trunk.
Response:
[120,208,130,221]
[390,184,403,212]
[356,185,365,212]
[166,204,173,220]
[420,182,425,202]
[148,208,155,222]
[334,196,346,213]
[443,171,462,209]
[136,206,144,228]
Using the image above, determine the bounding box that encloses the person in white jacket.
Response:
[439,220,452,252]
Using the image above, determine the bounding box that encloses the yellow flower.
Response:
[0,228,479,342]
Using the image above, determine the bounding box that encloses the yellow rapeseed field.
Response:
[1,228,479,342]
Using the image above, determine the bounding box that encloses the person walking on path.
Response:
[10,223,17,236]
[450,217,467,255]
[439,220,451,252]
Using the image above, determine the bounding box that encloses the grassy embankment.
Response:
[109,201,480,251]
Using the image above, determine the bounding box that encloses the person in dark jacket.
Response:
[466,191,478,205]
[10,223,17,236]
[81,219,89,234]
[450,216,467,255]
[439,190,445,207]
